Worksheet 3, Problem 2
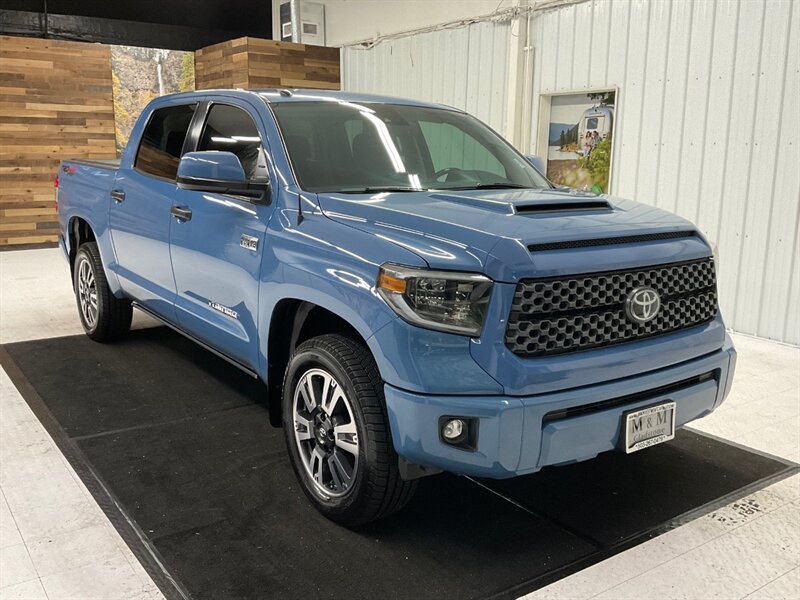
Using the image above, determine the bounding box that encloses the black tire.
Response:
[73,242,132,342]
[282,334,417,526]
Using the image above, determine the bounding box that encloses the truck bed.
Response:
[58,158,122,236]
[66,158,121,170]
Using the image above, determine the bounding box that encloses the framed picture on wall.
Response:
[535,88,617,193]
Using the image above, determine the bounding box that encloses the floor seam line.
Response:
[580,472,800,599]
[740,563,799,600]
[0,347,190,600]
[464,476,606,549]
[0,486,48,587]
[592,480,800,599]
[70,402,259,442]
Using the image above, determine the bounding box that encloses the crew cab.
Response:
[57,89,736,525]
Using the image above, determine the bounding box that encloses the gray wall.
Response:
[342,19,513,136]
[529,0,799,344]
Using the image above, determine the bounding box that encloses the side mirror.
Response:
[177,151,270,203]
[525,155,546,174]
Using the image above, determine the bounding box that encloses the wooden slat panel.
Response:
[1,34,338,248]
[195,37,340,92]
[0,35,116,247]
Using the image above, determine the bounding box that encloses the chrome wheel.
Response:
[77,258,98,328]
[293,368,360,498]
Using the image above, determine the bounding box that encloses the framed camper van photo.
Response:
[536,88,617,193]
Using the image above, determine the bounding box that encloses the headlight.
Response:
[376,263,493,336]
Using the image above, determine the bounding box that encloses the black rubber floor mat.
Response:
[2,328,795,600]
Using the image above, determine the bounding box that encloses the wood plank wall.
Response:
[195,37,340,91]
[0,36,117,247]
[0,35,338,248]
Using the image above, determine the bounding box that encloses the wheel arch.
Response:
[67,216,97,274]
[266,299,368,427]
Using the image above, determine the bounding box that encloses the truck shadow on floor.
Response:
[3,327,794,600]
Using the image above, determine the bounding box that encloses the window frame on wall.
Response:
[534,86,619,194]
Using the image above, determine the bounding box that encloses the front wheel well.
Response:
[266,300,365,427]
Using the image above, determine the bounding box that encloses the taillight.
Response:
[54,175,59,212]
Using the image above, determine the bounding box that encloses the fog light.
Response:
[438,416,478,450]
[442,418,465,441]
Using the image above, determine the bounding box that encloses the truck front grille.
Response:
[505,258,718,357]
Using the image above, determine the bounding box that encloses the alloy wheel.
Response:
[77,258,98,328]
[292,368,360,498]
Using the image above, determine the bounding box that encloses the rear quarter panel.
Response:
[58,161,121,293]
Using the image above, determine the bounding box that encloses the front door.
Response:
[110,102,197,320]
[168,101,273,369]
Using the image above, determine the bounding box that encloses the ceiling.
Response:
[0,0,273,50]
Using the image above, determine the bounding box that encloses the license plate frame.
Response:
[623,401,677,454]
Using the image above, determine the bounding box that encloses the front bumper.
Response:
[384,334,736,478]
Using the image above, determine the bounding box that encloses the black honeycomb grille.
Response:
[505,258,718,357]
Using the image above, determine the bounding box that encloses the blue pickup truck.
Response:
[57,89,736,525]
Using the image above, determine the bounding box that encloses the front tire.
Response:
[73,242,132,342]
[282,334,416,526]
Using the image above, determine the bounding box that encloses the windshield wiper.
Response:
[335,186,427,194]
[439,182,533,191]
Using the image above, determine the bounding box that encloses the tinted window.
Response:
[586,117,598,129]
[271,102,549,193]
[197,104,268,181]
[135,104,196,180]
[419,121,507,180]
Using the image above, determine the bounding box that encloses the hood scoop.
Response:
[427,193,612,216]
[514,200,611,215]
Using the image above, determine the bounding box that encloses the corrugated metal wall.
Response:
[341,20,512,137]
[530,0,799,344]
[340,0,799,345]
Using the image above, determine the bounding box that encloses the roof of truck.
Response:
[154,88,463,112]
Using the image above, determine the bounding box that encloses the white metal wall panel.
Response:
[755,0,799,342]
[341,20,511,136]
[530,0,800,344]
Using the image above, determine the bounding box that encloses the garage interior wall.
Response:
[341,0,800,346]
[0,34,340,249]
[195,37,340,90]
[271,0,504,47]
[342,20,512,138]
[0,35,117,247]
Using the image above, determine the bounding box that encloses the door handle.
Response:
[170,205,192,222]
[110,189,126,203]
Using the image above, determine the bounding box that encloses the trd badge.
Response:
[240,234,259,251]
[208,301,238,319]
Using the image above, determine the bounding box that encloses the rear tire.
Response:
[73,242,132,342]
[282,334,417,526]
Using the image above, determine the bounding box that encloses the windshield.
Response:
[270,101,550,193]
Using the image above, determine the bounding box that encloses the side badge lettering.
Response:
[208,301,238,320]
[240,234,259,251]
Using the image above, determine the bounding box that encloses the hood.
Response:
[317,188,707,282]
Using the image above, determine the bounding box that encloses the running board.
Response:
[131,302,260,379]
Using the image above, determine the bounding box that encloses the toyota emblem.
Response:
[625,286,661,324]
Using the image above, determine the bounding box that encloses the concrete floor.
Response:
[1,248,798,600]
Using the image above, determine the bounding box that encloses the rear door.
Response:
[110,101,197,320]
[168,99,274,370]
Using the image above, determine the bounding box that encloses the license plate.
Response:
[623,402,676,454]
